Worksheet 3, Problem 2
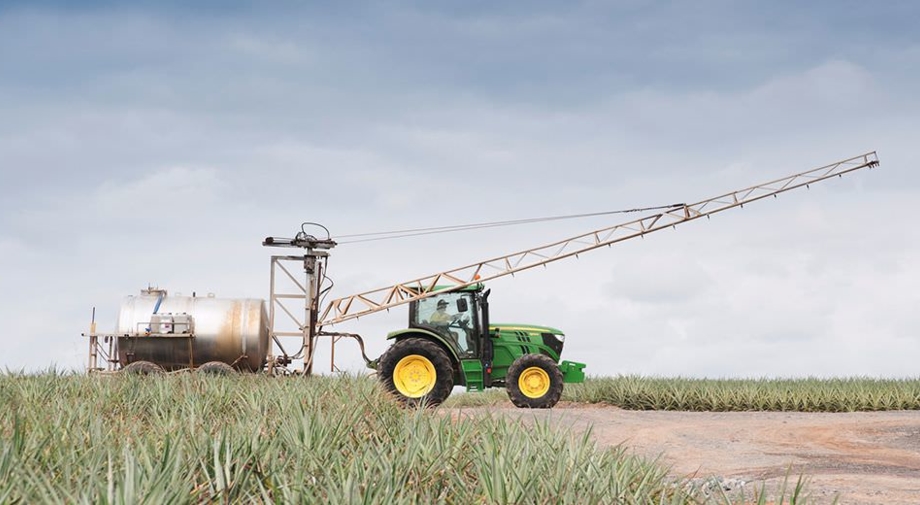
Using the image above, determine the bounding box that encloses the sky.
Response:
[1,1,918,378]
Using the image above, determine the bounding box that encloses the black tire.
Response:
[122,360,165,375]
[506,354,563,408]
[377,338,454,407]
[197,361,237,375]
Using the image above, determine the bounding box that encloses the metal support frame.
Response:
[265,244,373,374]
[267,254,327,374]
[262,227,338,375]
[84,332,117,373]
[83,310,120,373]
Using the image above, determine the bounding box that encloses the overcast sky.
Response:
[1,1,918,377]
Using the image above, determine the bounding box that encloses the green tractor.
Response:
[370,284,586,407]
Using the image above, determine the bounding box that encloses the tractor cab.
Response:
[409,288,483,359]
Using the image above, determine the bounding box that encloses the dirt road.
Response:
[462,405,920,504]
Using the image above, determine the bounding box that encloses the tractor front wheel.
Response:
[378,338,454,407]
[506,354,563,408]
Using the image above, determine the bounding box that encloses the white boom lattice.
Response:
[319,152,879,327]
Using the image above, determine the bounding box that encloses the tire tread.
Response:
[378,338,454,407]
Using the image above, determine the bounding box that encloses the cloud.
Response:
[0,2,918,377]
[752,60,877,107]
[604,253,714,304]
[93,166,228,221]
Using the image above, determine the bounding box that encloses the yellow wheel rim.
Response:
[519,366,551,398]
[393,354,437,398]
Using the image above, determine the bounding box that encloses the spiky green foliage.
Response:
[562,376,920,412]
[0,372,799,504]
[447,376,920,412]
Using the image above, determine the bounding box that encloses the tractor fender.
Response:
[385,328,461,364]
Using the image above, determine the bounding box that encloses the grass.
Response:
[0,371,814,504]
[445,376,920,412]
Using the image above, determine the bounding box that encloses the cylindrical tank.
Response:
[116,289,270,371]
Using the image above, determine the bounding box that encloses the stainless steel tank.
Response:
[116,288,270,371]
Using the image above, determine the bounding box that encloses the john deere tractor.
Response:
[371,285,586,407]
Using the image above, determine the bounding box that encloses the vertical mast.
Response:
[263,224,336,375]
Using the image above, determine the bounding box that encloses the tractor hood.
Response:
[489,323,564,336]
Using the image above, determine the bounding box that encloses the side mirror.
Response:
[456,298,469,313]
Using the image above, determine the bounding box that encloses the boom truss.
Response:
[318,151,878,327]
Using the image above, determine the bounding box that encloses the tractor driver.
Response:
[429,299,471,352]
[429,299,458,326]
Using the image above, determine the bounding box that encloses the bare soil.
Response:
[456,404,920,504]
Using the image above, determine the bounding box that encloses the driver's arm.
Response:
[430,311,449,325]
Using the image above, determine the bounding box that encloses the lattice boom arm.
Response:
[319,151,878,326]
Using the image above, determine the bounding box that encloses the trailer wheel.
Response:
[197,361,237,375]
[506,354,563,408]
[378,338,453,407]
[122,360,165,375]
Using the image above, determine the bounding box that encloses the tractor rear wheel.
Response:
[506,354,563,408]
[122,360,165,375]
[197,361,237,375]
[378,338,454,407]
